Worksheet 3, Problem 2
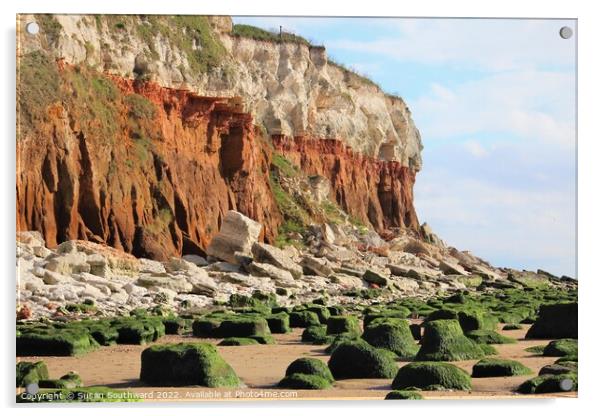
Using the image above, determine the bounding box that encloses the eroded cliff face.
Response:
[17,59,281,259]
[17,14,424,258]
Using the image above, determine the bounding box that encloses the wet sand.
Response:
[17,323,577,401]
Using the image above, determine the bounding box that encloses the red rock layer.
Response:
[17,61,420,260]
[272,135,420,234]
[17,63,281,260]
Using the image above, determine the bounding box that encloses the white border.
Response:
[2,1,599,415]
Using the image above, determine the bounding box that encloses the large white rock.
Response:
[42,270,73,285]
[45,251,91,275]
[164,257,198,273]
[248,262,295,283]
[300,255,333,277]
[251,242,303,278]
[139,258,166,274]
[185,269,217,296]
[135,274,194,294]
[207,211,262,264]
[182,254,208,267]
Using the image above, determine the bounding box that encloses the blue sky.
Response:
[233,17,577,277]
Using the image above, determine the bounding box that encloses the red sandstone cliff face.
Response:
[17,58,420,259]
[272,135,420,234]
[17,60,281,260]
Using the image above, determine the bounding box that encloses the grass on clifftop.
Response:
[232,24,313,46]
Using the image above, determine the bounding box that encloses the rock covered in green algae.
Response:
[140,342,240,387]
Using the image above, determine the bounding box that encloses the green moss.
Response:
[478,343,499,356]
[328,340,398,379]
[543,339,578,357]
[326,315,360,335]
[392,362,472,391]
[415,319,484,361]
[306,305,331,324]
[39,371,83,389]
[216,316,271,338]
[218,337,260,346]
[266,313,291,333]
[192,317,222,338]
[17,327,98,356]
[285,357,334,383]
[16,386,142,402]
[325,333,362,354]
[249,334,275,345]
[16,361,49,387]
[162,317,188,335]
[140,342,240,387]
[302,325,330,344]
[465,330,517,345]
[458,310,497,332]
[472,358,532,377]
[517,372,577,394]
[36,14,63,42]
[17,51,60,139]
[112,317,164,345]
[525,345,546,355]
[457,275,483,288]
[384,390,424,400]
[65,303,97,314]
[362,320,419,358]
[278,373,331,390]
[289,310,321,328]
[424,309,459,322]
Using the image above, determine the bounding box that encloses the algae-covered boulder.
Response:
[289,310,321,328]
[328,341,398,379]
[465,330,517,345]
[17,327,97,356]
[472,358,532,377]
[163,317,188,335]
[140,342,239,387]
[517,372,577,394]
[542,339,578,357]
[424,309,458,323]
[392,362,471,391]
[539,362,578,376]
[325,333,362,354]
[278,373,331,389]
[526,303,577,339]
[384,390,423,400]
[266,313,290,334]
[362,320,419,358]
[502,324,523,330]
[285,357,334,382]
[306,305,331,324]
[16,361,49,387]
[39,371,83,389]
[113,318,164,345]
[192,317,222,338]
[301,325,330,344]
[415,320,484,361]
[218,337,260,346]
[218,316,271,338]
[458,310,497,332]
[326,315,360,335]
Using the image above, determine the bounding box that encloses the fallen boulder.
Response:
[207,211,262,264]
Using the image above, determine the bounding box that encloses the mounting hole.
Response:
[559,26,573,39]
[559,378,574,391]
[25,22,40,35]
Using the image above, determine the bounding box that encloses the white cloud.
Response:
[463,140,489,158]
[410,70,575,146]
[328,18,576,72]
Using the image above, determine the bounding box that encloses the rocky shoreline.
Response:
[16,210,576,321]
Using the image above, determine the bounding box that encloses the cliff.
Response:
[17,14,424,259]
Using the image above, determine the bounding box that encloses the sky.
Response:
[233,17,577,277]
